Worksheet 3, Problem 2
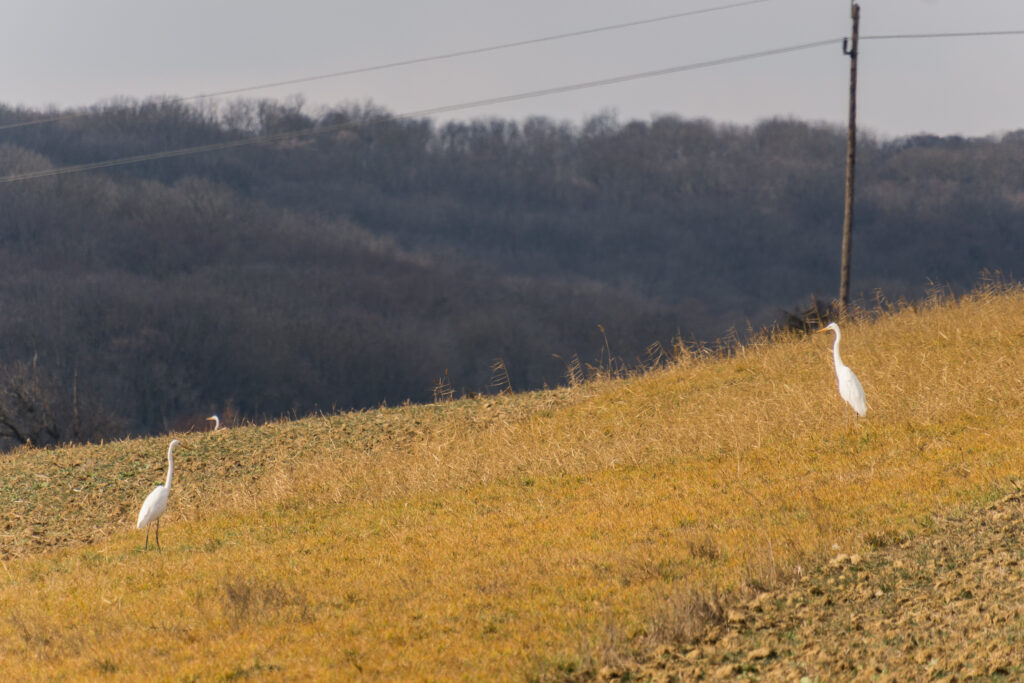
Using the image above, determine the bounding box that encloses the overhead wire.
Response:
[5,9,1022,184]
[189,0,776,98]
[0,37,839,185]
[399,38,839,118]
[862,29,1024,41]
[0,0,774,133]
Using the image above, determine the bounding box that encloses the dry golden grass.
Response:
[2,284,1024,679]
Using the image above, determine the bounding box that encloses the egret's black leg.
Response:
[155,519,161,550]
[144,526,150,550]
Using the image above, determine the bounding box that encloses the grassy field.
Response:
[1,284,1024,679]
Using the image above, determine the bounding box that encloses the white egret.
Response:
[206,414,221,431]
[136,439,187,550]
[818,322,867,417]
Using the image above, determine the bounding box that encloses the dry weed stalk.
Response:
[432,369,454,403]
[489,357,513,394]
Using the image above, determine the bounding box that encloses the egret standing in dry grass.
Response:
[137,439,187,550]
[206,414,221,431]
[818,322,867,417]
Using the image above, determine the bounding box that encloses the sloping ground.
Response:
[0,393,551,557]
[621,491,1024,681]
[0,286,1024,678]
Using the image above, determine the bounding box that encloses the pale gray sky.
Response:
[3,0,1023,138]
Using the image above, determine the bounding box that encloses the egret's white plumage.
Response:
[206,414,221,431]
[819,322,867,417]
[136,439,184,549]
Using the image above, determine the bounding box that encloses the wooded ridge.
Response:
[0,98,1021,448]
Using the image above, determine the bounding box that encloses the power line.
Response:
[0,37,838,185]
[194,0,776,98]
[0,0,774,134]
[400,39,839,118]
[862,29,1024,41]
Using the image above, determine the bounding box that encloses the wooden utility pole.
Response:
[839,2,860,315]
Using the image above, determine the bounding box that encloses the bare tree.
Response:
[0,359,125,451]
[0,358,62,447]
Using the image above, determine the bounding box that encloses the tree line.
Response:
[0,98,1021,450]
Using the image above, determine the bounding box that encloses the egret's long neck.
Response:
[165,445,175,490]
[831,329,844,369]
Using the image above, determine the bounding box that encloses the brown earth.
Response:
[612,491,1024,681]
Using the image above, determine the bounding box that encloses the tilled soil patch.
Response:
[619,491,1024,681]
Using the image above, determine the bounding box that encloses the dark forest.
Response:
[1,98,1022,449]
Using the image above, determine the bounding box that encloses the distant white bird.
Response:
[206,414,221,431]
[818,322,867,417]
[136,439,187,550]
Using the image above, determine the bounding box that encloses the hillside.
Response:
[3,100,1024,446]
[0,284,1022,678]
[624,490,1024,680]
